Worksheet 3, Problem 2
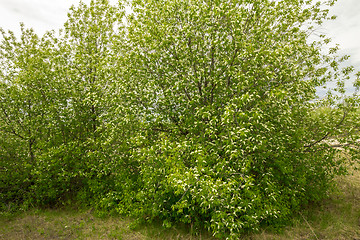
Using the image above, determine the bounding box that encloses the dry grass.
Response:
[0,208,215,240]
[1,165,359,240]
[248,163,360,240]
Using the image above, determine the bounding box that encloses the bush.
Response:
[0,0,359,238]
[117,0,359,238]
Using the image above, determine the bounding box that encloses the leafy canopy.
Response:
[1,0,359,238]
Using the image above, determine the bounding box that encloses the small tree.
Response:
[32,0,127,205]
[0,0,129,207]
[0,26,61,206]
[119,0,359,237]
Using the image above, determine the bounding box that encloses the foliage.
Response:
[118,0,359,238]
[0,0,359,239]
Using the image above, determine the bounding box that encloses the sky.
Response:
[0,0,359,93]
[323,0,360,68]
[0,0,118,35]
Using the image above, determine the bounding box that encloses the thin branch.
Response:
[304,110,347,149]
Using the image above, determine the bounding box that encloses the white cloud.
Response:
[0,0,118,35]
[323,0,360,67]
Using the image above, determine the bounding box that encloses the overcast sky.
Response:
[0,0,359,93]
[323,0,360,67]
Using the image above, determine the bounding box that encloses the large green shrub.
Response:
[116,0,359,238]
[1,0,359,238]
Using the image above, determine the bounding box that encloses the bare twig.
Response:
[304,110,347,150]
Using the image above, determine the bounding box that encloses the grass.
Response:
[0,208,216,240]
[247,164,360,240]
[1,165,359,240]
